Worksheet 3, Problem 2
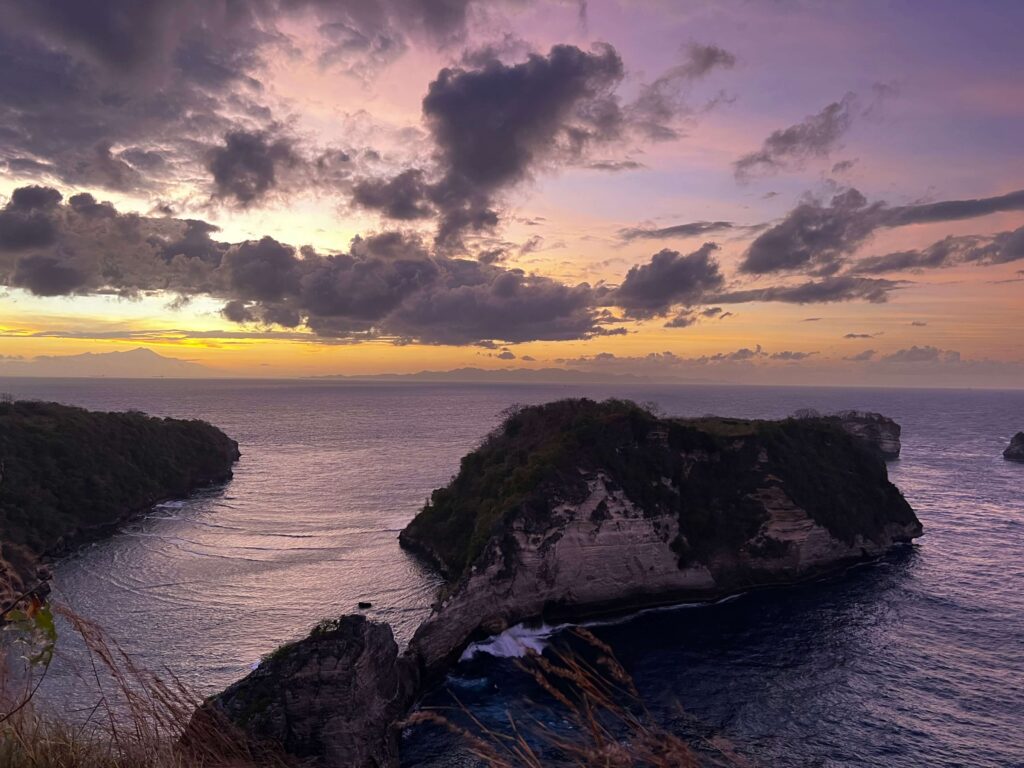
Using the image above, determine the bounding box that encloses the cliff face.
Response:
[402,399,920,672]
[1004,432,1024,463]
[199,616,419,768]
[831,411,902,460]
[0,400,240,605]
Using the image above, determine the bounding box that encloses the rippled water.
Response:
[2,378,1022,766]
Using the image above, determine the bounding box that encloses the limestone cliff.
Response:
[831,411,902,460]
[402,399,920,672]
[1004,432,1024,463]
[198,616,419,768]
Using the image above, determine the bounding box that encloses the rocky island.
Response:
[205,399,921,766]
[1004,432,1024,463]
[0,399,240,611]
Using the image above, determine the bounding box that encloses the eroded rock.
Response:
[1004,432,1024,463]
[202,615,418,767]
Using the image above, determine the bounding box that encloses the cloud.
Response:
[770,350,817,360]
[627,42,736,140]
[850,225,1024,274]
[0,184,936,347]
[612,243,724,318]
[844,349,875,361]
[207,131,298,206]
[741,187,1024,276]
[741,188,881,274]
[734,93,857,180]
[421,42,625,244]
[618,220,734,241]
[711,275,899,305]
[352,169,434,220]
[844,332,875,339]
[880,345,960,364]
[0,186,62,250]
[664,311,697,328]
[11,254,87,295]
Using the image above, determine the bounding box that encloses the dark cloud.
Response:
[741,188,881,274]
[850,225,1024,274]
[208,131,298,206]
[11,254,87,295]
[224,237,301,302]
[495,349,515,360]
[831,158,856,174]
[0,183,924,345]
[8,186,63,210]
[734,93,857,180]
[421,43,624,244]
[221,299,255,324]
[0,186,62,250]
[159,220,227,264]
[746,187,1024,276]
[886,188,1024,226]
[664,312,696,328]
[711,275,899,304]
[618,220,734,241]
[613,243,724,318]
[68,192,117,218]
[770,350,816,360]
[352,169,434,220]
[844,332,875,339]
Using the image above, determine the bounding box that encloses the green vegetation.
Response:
[400,398,917,579]
[0,399,239,596]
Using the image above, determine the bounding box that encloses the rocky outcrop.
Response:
[1004,432,1024,463]
[403,400,920,673]
[199,616,418,768]
[209,399,921,766]
[831,411,902,460]
[0,399,240,610]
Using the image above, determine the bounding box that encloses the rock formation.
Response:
[211,399,922,766]
[402,400,919,673]
[831,411,902,459]
[1004,432,1024,463]
[199,616,418,768]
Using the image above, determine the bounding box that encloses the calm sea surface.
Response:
[2,378,1022,767]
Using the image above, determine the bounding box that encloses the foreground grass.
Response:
[3,607,743,767]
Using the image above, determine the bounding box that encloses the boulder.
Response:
[202,615,418,767]
[1004,432,1024,463]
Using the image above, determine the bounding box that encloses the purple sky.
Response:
[0,0,1021,385]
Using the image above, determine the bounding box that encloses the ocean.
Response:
[2,378,1022,767]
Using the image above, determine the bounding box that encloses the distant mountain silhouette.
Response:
[0,347,217,378]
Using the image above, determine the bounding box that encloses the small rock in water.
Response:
[358,601,373,609]
[1003,432,1024,463]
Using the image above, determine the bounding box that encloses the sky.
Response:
[0,0,1022,385]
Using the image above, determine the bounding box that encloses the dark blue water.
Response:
[2,378,1021,766]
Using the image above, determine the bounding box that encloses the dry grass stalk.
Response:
[407,626,750,768]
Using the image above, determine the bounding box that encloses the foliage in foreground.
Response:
[0,602,286,768]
